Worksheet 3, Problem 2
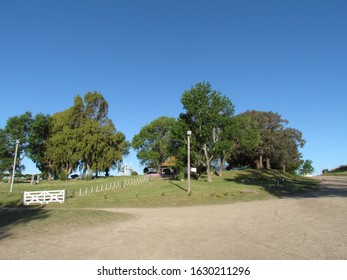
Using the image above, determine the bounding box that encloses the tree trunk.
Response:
[218,156,226,177]
[206,164,212,182]
[203,144,213,182]
[266,157,271,169]
[86,164,93,178]
[282,164,286,173]
[255,154,263,169]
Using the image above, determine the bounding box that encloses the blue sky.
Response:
[1,0,346,175]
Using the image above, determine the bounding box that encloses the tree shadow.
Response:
[224,170,324,198]
[0,200,50,240]
[285,176,347,199]
[169,181,188,193]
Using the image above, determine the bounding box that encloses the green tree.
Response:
[26,113,52,179]
[132,116,176,173]
[47,110,80,180]
[216,114,260,176]
[299,159,314,176]
[3,112,33,177]
[46,91,129,179]
[84,91,109,124]
[80,92,129,177]
[0,129,13,179]
[79,119,129,177]
[179,82,234,182]
[272,128,305,173]
[237,110,305,172]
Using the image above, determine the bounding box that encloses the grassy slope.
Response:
[326,165,347,176]
[0,170,319,209]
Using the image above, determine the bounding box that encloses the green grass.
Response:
[325,165,347,176]
[0,208,131,238]
[0,170,319,209]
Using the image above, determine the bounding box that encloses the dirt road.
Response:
[1,176,346,259]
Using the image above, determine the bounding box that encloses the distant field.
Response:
[0,170,319,209]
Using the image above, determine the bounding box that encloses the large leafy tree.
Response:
[299,160,315,176]
[47,109,80,180]
[179,82,234,182]
[132,116,176,173]
[26,113,52,179]
[271,127,305,172]
[3,112,32,179]
[84,91,109,124]
[236,110,305,172]
[0,129,13,178]
[79,119,129,177]
[215,114,260,176]
[46,91,129,179]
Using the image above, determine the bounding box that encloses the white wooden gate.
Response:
[23,190,66,205]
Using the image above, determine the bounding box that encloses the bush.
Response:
[131,171,138,176]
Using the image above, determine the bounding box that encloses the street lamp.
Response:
[187,131,192,196]
[10,139,20,193]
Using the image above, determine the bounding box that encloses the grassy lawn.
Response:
[0,208,131,239]
[1,170,319,209]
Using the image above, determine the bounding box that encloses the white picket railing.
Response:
[23,190,66,205]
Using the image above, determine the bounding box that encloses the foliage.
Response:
[3,112,32,175]
[299,159,315,176]
[215,114,260,176]
[179,82,235,182]
[0,92,129,180]
[26,113,52,178]
[0,129,13,179]
[132,116,176,172]
[47,91,129,179]
[233,110,305,172]
[1,82,309,180]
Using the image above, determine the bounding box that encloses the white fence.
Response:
[77,175,150,197]
[23,190,66,205]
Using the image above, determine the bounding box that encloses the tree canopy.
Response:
[178,82,235,182]
[1,83,311,182]
[230,110,305,173]
[132,116,176,173]
[0,91,129,180]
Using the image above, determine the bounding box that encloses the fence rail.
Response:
[77,175,150,197]
[23,190,66,205]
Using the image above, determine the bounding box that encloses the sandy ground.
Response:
[1,176,346,260]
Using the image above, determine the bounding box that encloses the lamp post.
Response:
[10,139,20,193]
[187,131,192,196]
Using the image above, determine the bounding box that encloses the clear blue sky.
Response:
[1,0,346,175]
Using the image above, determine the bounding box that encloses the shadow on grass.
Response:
[224,170,322,198]
[0,200,50,240]
[169,181,188,193]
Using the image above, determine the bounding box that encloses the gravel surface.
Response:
[1,176,346,260]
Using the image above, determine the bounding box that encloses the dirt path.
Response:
[1,176,347,259]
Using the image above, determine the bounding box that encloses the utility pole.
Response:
[10,139,20,193]
[187,131,192,196]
